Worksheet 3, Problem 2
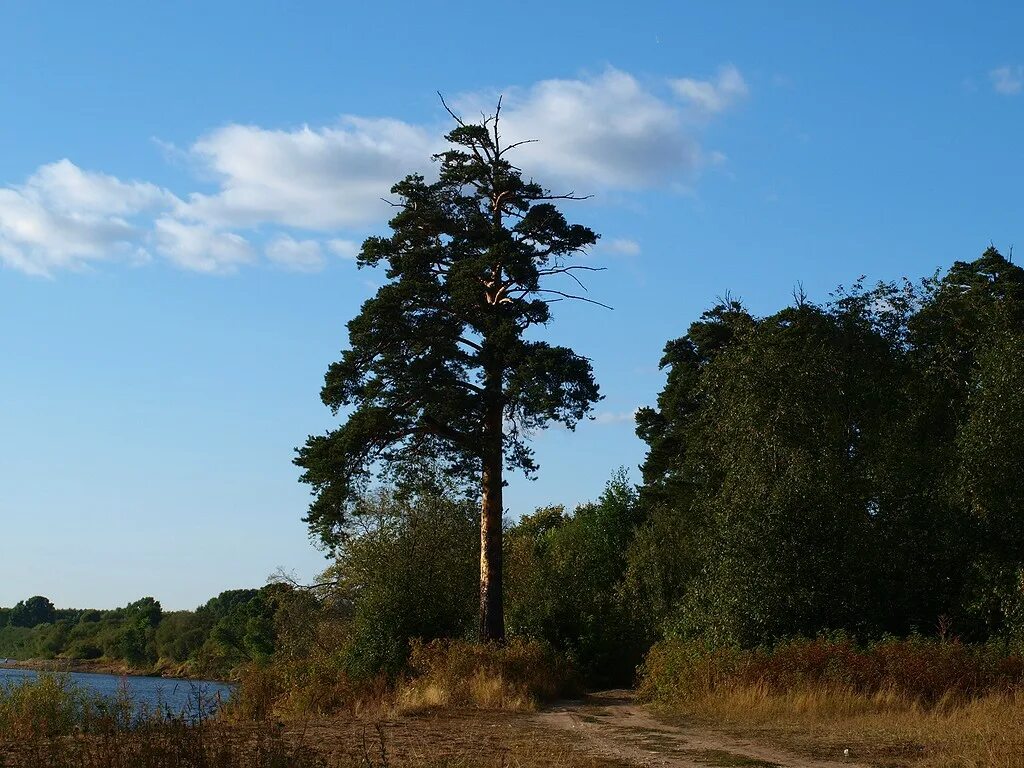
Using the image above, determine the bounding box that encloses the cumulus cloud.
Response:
[176,66,738,231]
[990,65,1024,95]
[456,68,704,189]
[178,118,436,230]
[265,234,325,271]
[670,65,749,115]
[153,218,254,274]
[0,160,172,276]
[1,66,747,276]
[27,159,172,215]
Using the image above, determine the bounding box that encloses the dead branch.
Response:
[535,288,614,310]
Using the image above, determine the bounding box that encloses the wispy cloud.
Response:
[603,238,641,257]
[990,65,1024,95]
[592,408,639,425]
[265,234,326,272]
[327,239,360,260]
[670,65,749,115]
[0,66,747,277]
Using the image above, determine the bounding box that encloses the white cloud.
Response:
[604,238,641,257]
[0,66,747,276]
[153,218,254,274]
[593,408,639,425]
[177,67,736,226]
[327,238,360,259]
[265,234,325,272]
[26,159,172,216]
[670,65,749,115]
[455,68,707,189]
[990,65,1024,95]
[0,160,171,276]
[178,118,436,230]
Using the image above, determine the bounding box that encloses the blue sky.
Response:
[2,2,1022,609]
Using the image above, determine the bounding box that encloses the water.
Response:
[0,667,234,717]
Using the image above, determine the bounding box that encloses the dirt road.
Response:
[536,690,870,768]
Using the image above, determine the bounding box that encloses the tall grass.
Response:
[639,636,1024,767]
[0,673,379,767]
[394,638,578,713]
[0,666,604,768]
[227,638,577,720]
[0,673,136,739]
[639,635,1024,704]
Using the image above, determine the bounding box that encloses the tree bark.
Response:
[480,192,507,644]
[479,400,505,642]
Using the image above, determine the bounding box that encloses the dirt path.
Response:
[535,690,870,768]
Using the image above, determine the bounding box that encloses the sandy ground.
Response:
[281,691,872,767]
[536,690,869,768]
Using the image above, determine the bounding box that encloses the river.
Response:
[0,667,234,717]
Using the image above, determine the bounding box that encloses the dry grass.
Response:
[394,639,577,714]
[225,660,395,721]
[658,682,1024,767]
[0,670,620,768]
[0,642,590,767]
[640,637,1024,767]
[227,638,576,721]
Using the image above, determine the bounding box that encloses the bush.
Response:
[505,472,646,685]
[0,673,135,740]
[326,486,479,677]
[0,674,86,739]
[396,638,578,712]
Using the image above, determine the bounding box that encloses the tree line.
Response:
[292,105,1024,684]
[296,246,1024,687]
[0,587,287,675]
[634,247,1024,649]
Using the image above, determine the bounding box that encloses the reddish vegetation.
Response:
[640,636,1024,704]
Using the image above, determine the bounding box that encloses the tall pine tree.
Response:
[296,102,602,641]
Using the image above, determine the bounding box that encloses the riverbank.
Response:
[0,657,195,679]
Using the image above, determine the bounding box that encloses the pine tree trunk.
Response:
[479,401,505,642]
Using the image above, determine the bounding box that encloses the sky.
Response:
[2,1,1022,610]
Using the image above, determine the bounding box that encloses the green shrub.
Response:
[505,472,646,685]
[327,486,479,677]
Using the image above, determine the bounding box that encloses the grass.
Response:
[227,638,577,721]
[394,638,577,714]
[639,636,1024,767]
[0,647,608,768]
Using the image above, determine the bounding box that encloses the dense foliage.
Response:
[324,483,480,677]
[504,471,647,684]
[634,247,1024,647]
[0,587,285,676]
[292,247,1024,687]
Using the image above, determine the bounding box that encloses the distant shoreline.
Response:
[0,658,217,681]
